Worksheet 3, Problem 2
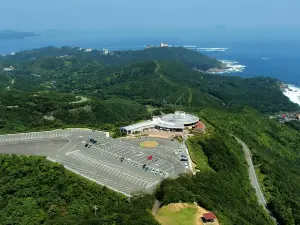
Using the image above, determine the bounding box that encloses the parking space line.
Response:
[67,152,155,184]
[160,164,172,170]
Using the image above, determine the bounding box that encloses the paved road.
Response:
[234,136,279,224]
[234,136,267,206]
[0,128,185,196]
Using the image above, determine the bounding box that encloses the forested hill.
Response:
[1,47,300,224]
[3,58,299,113]
[1,46,221,71]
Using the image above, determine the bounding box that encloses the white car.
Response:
[137,152,143,157]
[173,150,178,155]
[184,163,189,169]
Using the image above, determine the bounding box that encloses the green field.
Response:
[155,204,198,225]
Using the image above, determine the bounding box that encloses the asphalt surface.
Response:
[0,129,185,196]
[234,136,267,206]
[234,136,279,224]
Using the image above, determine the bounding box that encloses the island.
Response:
[0,30,40,39]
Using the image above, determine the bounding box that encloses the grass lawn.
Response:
[186,136,212,172]
[155,203,198,225]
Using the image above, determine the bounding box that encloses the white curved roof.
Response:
[160,112,199,125]
[120,120,155,131]
[121,111,199,131]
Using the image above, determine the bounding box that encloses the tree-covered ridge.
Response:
[0,91,148,134]
[286,120,300,131]
[155,132,274,225]
[6,58,299,113]
[1,46,221,71]
[0,46,300,224]
[0,155,159,225]
[195,108,300,225]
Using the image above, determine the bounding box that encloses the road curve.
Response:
[234,136,280,224]
[234,136,267,206]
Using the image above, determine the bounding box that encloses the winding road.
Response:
[234,136,279,224]
[234,136,267,206]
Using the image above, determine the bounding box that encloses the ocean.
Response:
[1,30,299,87]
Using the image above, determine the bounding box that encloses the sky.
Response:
[1,0,300,30]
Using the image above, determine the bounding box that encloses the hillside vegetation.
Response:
[0,91,148,134]
[1,46,221,71]
[195,108,300,225]
[3,57,298,113]
[0,47,299,224]
[0,155,158,225]
[155,131,274,225]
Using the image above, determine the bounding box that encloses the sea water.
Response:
[0,30,299,105]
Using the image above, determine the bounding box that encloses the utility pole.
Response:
[93,205,98,216]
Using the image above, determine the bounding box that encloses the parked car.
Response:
[173,150,178,154]
[142,164,146,169]
[90,138,97,144]
[181,155,187,158]
[180,158,188,161]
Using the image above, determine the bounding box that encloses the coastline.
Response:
[281,84,300,106]
[206,60,246,74]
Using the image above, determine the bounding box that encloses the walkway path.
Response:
[152,199,162,215]
[71,96,88,104]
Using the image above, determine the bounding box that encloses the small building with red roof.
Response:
[193,121,206,133]
[202,212,217,223]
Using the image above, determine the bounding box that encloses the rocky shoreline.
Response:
[281,84,300,106]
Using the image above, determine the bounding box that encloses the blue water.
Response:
[199,40,300,86]
[1,30,299,86]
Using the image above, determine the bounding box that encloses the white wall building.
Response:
[120,111,199,134]
[160,43,169,47]
[102,48,109,55]
[3,66,15,71]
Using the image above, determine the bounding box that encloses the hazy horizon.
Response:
[2,0,300,30]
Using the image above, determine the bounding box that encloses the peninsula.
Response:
[0,30,40,39]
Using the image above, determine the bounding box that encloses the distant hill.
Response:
[4,58,299,114]
[2,46,221,71]
[1,46,300,225]
[0,30,39,39]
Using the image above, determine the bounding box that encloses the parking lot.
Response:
[0,129,187,196]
